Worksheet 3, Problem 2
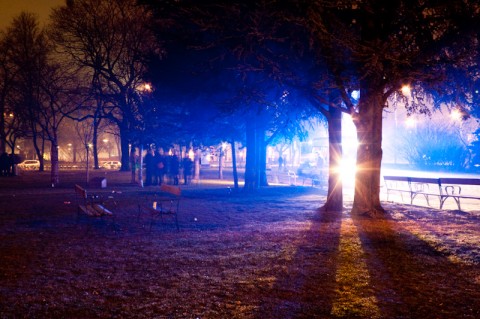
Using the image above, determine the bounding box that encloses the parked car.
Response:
[101,160,121,170]
[18,160,40,170]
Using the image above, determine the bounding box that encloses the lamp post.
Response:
[86,143,92,186]
[135,82,153,188]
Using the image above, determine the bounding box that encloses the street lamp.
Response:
[450,109,462,121]
[401,85,411,96]
[138,82,152,93]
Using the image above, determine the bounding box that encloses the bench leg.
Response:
[440,196,462,210]
[424,194,430,206]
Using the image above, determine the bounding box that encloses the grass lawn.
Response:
[0,169,479,318]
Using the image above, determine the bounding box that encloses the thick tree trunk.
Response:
[138,144,144,187]
[32,133,43,171]
[50,141,60,187]
[85,144,90,186]
[218,149,224,180]
[322,106,343,212]
[194,148,201,180]
[93,121,99,169]
[119,126,130,172]
[244,120,257,190]
[258,128,268,187]
[231,140,239,189]
[0,103,5,154]
[130,145,137,184]
[351,92,384,216]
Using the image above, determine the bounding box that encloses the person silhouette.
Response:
[144,149,155,186]
[182,156,193,185]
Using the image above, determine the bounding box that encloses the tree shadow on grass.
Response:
[351,212,480,319]
[255,207,344,318]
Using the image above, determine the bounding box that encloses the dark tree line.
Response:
[1,0,479,216]
[145,0,480,215]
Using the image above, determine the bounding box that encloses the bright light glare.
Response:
[405,117,416,127]
[138,83,152,92]
[351,90,360,100]
[337,159,357,185]
[338,113,358,187]
[450,109,461,121]
[401,85,411,96]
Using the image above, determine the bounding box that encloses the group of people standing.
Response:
[0,153,15,176]
[144,149,193,186]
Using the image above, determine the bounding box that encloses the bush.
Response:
[399,122,471,170]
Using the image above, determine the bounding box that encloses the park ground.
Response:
[0,168,480,318]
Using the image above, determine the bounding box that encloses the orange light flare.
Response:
[450,109,462,121]
[401,84,411,96]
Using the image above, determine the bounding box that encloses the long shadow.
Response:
[351,211,480,318]
[254,206,344,318]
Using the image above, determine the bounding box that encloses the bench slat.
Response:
[439,178,480,186]
[409,177,439,184]
[160,184,181,196]
[383,176,480,210]
[383,176,410,182]
[75,184,115,217]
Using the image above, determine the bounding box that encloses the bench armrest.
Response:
[444,185,461,195]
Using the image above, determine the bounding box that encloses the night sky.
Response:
[0,0,64,30]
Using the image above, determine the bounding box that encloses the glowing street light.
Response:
[401,85,411,96]
[405,117,416,128]
[138,83,152,92]
[450,109,462,121]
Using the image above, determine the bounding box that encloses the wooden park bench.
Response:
[74,184,117,232]
[383,176,480,210]
[438,178,480,210]
[383,176,439,206]
[287,170,297,185]
[137,184,181,231]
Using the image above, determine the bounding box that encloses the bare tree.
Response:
[5,12,81,185]
[37,56,79,186]
[5,12,50,171]
[0,31,18,154]
[50,0,163,171]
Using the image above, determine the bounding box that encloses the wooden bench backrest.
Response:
[383,176,410,182]
[439,178,480,186]
[385,176,480,186]
[384,176,440,184]
[74,184,87,199]
[160,184,181,197]
[408,177,439,185]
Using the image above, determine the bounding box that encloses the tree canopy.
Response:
[1,0,479,208]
